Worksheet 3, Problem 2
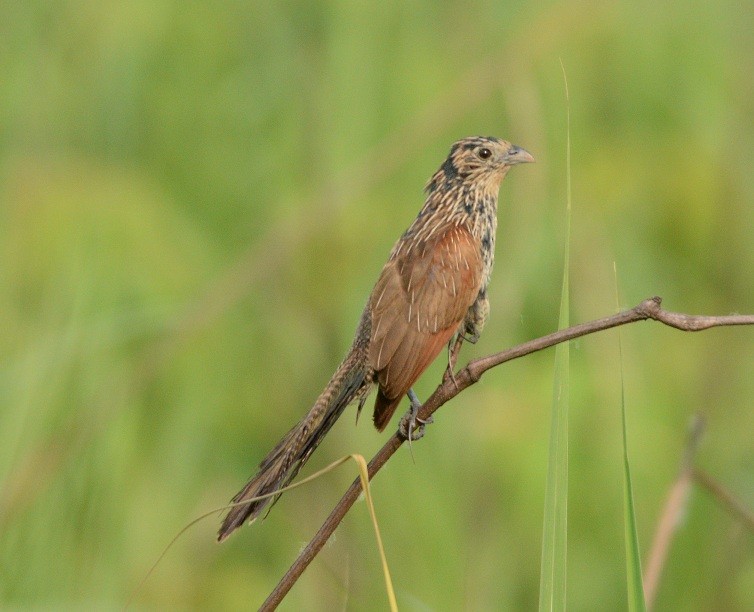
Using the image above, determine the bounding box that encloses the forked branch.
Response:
[261,296,754,610]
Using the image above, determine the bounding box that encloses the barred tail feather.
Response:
[218,354,369,541]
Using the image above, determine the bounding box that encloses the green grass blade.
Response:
[539,60,571,611]
[615,266,647,611]
[538,321,569,611]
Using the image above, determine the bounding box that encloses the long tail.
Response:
[217,351,369,541]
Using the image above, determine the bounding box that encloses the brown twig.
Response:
[261,297,754,610]
[643,419,754,610]
[643,414,706,610]
[693,469,754,532]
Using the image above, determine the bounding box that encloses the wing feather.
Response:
[368,224,483,429]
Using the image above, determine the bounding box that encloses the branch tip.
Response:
[261,295,754,607]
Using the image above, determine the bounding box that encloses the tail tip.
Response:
[217,512,259,542]
[217,529,233,543]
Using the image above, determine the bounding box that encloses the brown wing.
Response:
[368,224,483,430]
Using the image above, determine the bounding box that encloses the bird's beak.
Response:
[504,145,535,165]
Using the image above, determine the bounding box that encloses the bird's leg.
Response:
[443,324,479,386]
[399,388,434,444]
[461,328,481,344]
[444,290,488,385]
[443,334,464,387]
[462,289,488,345]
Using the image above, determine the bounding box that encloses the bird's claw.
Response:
[398,411,434,442]
[399,389,434,444]
[462,331,480,344]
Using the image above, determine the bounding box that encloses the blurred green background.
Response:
[1,1,753,610]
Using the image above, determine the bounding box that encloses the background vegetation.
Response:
[1,1,753,609]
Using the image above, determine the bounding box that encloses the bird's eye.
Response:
[477,147,492,159]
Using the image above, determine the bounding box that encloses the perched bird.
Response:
[218,136,534,541]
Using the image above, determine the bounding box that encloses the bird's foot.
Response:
[399,389,434,444]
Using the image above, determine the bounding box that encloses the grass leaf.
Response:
[538,60,571,611]
[614,265,647,611]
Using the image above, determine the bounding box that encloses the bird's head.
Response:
[427,136,534,195]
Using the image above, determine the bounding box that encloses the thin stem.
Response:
[643,415,706,610]
[694,469,754,532]
[261,297,754,609]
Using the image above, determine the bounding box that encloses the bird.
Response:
[218,136,534,541]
